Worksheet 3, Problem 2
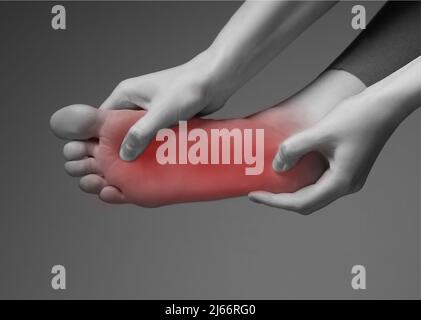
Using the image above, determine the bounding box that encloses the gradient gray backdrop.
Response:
[0,1,419,299]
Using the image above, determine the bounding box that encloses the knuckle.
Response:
[356,181,365,191]
[350,180,364,194]
[335,175,353,193]
[115,79,132,95]
[178,74,208,98]
[287,202,307,215]
[292,203,313,215]
[336,174,365,195]
[317,126,333,142]
[183,84,206,102]
[297,208,313,216]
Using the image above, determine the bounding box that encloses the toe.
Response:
[50,104,106,140]
[100,186,127,204]
[79,174,107,194]
[65,158,100,177]
[63,140,99,160]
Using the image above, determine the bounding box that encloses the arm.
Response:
[201,1,338,99]
[366,57,421,121]
[250,56,421,214]
[101,1,337,161]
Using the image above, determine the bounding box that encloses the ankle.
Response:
[286,69,367,123]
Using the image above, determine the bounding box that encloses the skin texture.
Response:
[253,56,421,214]
[51,70,366,207]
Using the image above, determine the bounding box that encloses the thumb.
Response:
[100,81,138,110]
[273,127,322,172]
[120,107,177,161]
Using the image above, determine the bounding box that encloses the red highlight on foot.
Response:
[50,105,327,207]
[95,110,327,207]
[156,121,265,175]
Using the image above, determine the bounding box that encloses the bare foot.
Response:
[50,70,365,207]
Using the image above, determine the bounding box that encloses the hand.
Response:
[249,90,402,215]
[100,53,229,161]
[100,0,337,162]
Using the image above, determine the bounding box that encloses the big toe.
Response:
[50,104,105,140]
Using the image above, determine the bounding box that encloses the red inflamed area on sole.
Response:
[51,105,327,207]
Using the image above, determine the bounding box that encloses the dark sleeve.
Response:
[329,1,421,86]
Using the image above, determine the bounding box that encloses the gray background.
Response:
[0,1,419,299]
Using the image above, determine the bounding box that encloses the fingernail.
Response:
[280,163,289,172]
[272,153,284,172]
[120,144,136,161]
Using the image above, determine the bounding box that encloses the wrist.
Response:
[359,84,413,129]
[187,48,244,103]
[363,66,420,120]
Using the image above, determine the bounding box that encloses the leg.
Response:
[50,69,365,207]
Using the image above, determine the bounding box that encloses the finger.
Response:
[249,170,346,215]
[99,81,139,110]
[119,105,178,161]
[273,127,323,173]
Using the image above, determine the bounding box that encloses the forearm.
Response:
[194,1,336,99]
[363,56,421,125]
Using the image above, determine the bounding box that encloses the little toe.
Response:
[79,174,107,194]
[65,158,101,177]
[50,104,106,140]
[99,186,127,204]
[63,140,99,160]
